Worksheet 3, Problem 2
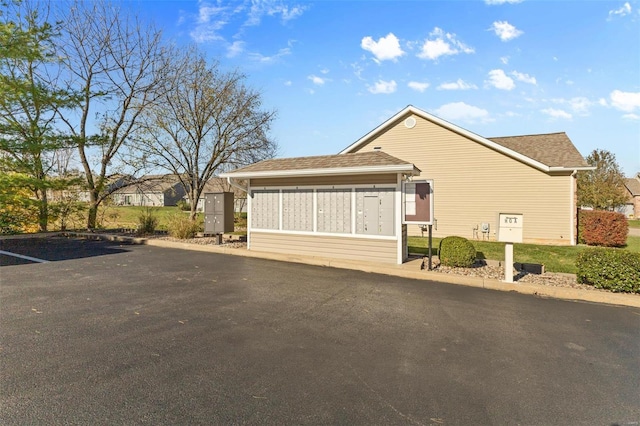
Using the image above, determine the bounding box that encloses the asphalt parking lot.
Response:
[1,236,639,425]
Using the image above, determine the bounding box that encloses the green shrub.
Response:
[176,199,191,211]
[438,236,476,267]
[578,210,628,247]
[167,213,200,239]
[576,248,640,293]
[137,207,159,235]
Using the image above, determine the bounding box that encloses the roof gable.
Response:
[625,177,640,196]
[340,105,593,172]
[488,133,589,169]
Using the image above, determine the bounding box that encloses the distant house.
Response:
[111,174,187,207]
[623,177,640,218]
[190,177,247,213]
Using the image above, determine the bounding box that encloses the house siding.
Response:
[249,232,398,264]
[349,114,576,245]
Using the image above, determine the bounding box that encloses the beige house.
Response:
[623,177,640,218]
[340,105,594,245]
[111,174,187,207]
[191,178,247,213]
[221,151,420,264]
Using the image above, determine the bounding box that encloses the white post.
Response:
[504,242,514,283]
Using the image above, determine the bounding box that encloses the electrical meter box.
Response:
[497,213,523,243]
[204,192,234,234]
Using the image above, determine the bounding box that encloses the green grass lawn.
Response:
[94,205,248,232]
[408,235,640,274]
[95,206,202,231]
[628,220,640,229]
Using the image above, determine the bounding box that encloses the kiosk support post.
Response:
[504,242,514,283]
[428,224,433,270]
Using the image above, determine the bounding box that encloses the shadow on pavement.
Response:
[0,236,132,266]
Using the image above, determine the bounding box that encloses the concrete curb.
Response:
[24,232,640,309]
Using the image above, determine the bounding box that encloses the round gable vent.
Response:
[404,117,416,129]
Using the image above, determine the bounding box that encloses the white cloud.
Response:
[623,113,640,120]
[511,71,536,85]
[308,75,326,85]
[246,1,307,26]
[434,102,490,123]
[361,33,405,62]
[608,2,632,19]
[485,0,523,4]
[417,27,474,61]
[408,81,430,92]
[568,97,592,115]
[368,80,397,94]
[490,21,523,41]
[500,56,509,64]
[485,69,515,90]
[197,3,226,24]
[610,90,640,112]
[541,108,572,120]
[227,41,245,57]
[551,97,594,116]
[437,79,478,90]
[247,47,291,63]
[284,80,292,86]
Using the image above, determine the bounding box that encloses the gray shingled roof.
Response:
[625,178,640,196]
[224,151,418,176]
[488,132,589,168]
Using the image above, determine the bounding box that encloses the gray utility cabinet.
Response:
[204,192,234,234]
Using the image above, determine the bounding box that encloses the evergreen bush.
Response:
[438,236,477,267]
[576,248,640,293]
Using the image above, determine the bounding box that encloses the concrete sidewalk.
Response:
[56,232,640,309]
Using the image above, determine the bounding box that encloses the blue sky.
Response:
[134,0,640,176]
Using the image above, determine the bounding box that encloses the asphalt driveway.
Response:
[1,237,639,425]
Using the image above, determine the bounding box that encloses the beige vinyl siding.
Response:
[250,174,396,188]
[250,232,398,264]
[353,114,575,245]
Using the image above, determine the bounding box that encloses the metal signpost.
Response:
[402,180,434,269]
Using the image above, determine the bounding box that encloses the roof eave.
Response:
[548,166,596,172]
[220,164,420,179]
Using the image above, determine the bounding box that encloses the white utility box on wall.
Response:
[497,213,523,243]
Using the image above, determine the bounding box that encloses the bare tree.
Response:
[55,0,166,229]
[133,47,277,220]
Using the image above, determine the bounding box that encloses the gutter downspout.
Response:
[226,177,248,193]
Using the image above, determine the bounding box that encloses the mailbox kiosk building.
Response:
[221,151,420,264]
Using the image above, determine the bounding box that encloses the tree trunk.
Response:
[86,189,99,229]
[38,190,48,232]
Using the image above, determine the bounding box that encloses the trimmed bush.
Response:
[578,210,628,247]
[137,207,158,235]
[438,236,476,267]
[167,213,200,239]
[576,248,640,293]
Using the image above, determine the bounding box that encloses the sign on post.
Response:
[497,213,523,283]
[402,180,434,225]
